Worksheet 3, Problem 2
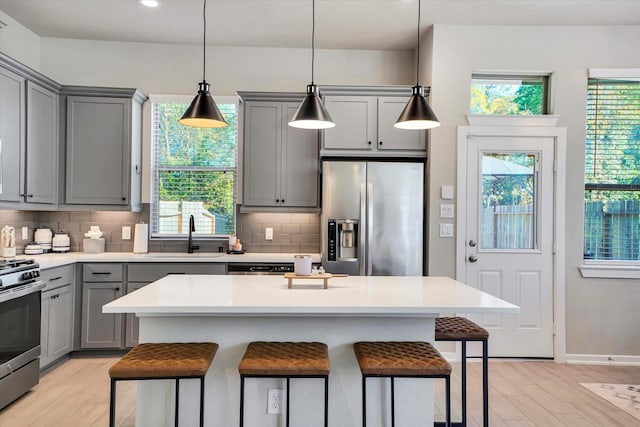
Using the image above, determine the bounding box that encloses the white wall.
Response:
[427,24,640,357]
[40,38,414,93]
[0,11,41,71]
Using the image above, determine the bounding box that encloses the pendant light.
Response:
[288,0,335,129]
[179,0,227,128]
[394,0,440,130]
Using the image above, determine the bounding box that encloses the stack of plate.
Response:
[24,243,44,255]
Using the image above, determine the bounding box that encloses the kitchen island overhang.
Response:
[103,275,518,427]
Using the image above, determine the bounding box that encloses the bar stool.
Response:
[435,317,489,427]
[353,341,451,427]
[108,342,218,427]
[238,341,330,427]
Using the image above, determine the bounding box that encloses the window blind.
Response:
[150,101,238,237]
[584,78,640,261]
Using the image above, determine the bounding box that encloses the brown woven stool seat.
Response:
[239,341,330,427]
[109,342,218,379]
[108,342,218,427]
[435,317,489,341]
[354,341,451,376]
[353,341,451,427]
[239,341,330,376]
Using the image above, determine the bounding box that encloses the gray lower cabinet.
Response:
[124,281,149,348]
[81,264,124,349]
[63,88,146,211]
[239,93,319,210]
[0,67,58,206]
[40,264,75,369]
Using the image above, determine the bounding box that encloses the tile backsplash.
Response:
[0,208,320,254]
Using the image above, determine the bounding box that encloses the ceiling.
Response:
[1,0,639,51]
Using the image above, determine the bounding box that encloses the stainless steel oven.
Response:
[0,259,44,410]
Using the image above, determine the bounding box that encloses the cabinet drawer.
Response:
[41,264,75,291]
[82,263,123,282]
[127,263,226,282]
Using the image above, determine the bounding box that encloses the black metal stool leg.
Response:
[391,377,396,427]
[109,378,117,427]
[175,379,180,427]
[286,377,291,427]
[461,340,467,427]
[239,376,245,427]
[362,376,367,427]
[482,339,489,427]
[199,376,205,427]
[445,375,451,427]
[324,376,329,427]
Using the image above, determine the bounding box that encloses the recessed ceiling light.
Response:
[140,0,159,7]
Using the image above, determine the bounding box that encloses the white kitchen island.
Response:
[104,275,518,427]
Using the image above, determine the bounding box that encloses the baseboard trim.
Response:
[566,353,640,366]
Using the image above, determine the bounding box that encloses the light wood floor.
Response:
[0,357,638,426]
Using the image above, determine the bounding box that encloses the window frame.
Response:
[470,73,550,115]
[580,69,640,277]
[148,94,239,240]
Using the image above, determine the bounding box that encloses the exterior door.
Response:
[464,136,555,358]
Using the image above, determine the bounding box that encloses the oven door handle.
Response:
[0,281,45,303]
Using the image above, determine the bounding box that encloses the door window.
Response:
[480,152,537,250]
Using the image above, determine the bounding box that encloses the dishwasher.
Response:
[227,262,321,275]
[227,263,295,275]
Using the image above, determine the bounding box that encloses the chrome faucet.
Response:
[187,215,199,253]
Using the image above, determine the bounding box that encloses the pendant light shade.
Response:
[288,0,335,129]
[289,84,335,129]
[395,85,440,130]
[179,81,227,128]
[180,0,227,128]
[394,0,440,130]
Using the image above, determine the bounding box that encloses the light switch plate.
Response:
[440,203,455,218]
[265,227,273,241]
[122,226,131,240]
[441,185,454,200]
[439,223,454,238]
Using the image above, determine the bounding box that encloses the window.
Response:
[150,97,238,238]
[470,74,548,115]
[584,77,640,261]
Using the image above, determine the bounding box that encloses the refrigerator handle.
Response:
[359,183,366,276]
[367,183,373,276]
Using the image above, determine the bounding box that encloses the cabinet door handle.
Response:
[50,276,62,281]
[379,141,383,145]
[281,199,285,203]
[91,272,112,275]
[276,199,280,203]
[367,141,372,145]
[115,287,120,291]
[27,194,34,198]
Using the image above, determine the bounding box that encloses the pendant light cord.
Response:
[311,0,315,85]
[416,0,421,86]
[202,0,207,82]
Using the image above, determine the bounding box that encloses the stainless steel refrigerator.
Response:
[321,161,424,276]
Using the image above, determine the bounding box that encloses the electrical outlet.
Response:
[265,227,273,241]
[441,185,454,200]
[267,388,282,414]
[122,226,131,240]
[22,227,28,240]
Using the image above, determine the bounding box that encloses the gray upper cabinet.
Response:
[0,67,58,206]
[26,82,58,204]
[0,67,25,203]
[240,93,319,211]
[63,88,146,211]
[320,87,427,157]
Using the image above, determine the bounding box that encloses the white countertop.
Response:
[18,252,321,269]
[103,274,519,316]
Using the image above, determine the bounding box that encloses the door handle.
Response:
[468,240,477,247]
[468,255,478,263]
